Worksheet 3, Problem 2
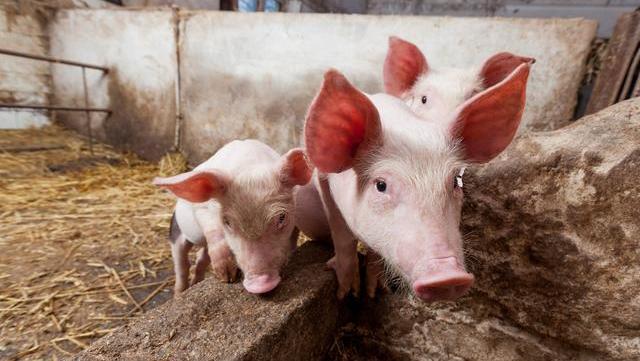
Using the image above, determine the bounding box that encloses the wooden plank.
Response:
[0,144,65,153]
[632,73,640,98]
[619,45,640,100]
[586,11,640,115]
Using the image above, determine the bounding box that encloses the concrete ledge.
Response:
[71,242,338,361]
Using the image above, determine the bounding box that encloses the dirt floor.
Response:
[0,125,188,360]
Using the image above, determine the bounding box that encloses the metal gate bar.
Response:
[0,48,111,154]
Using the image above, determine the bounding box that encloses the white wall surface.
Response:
[179,11,596,162]
[50,9,597,163]
[49,9,178,160]
[0,3,51,129]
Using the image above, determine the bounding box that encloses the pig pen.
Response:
[0,125,187,360]
[3,5,640,361]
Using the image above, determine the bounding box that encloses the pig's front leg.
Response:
[191,246,211,286]
[207,235,239,283]
[318,176,360,299]
[196,207,239,283]
[170,235,193,295]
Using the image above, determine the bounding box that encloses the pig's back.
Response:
[194,139,280,175]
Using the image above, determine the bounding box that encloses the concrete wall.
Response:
[49,9,178,160]
[122,0,220,9]
[51,9,596,163]
[180,12,596,162]
[0,2,51,129]
[334,0,635,37]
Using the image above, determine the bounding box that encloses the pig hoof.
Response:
[227,264,240,283]
[173,284,188,296]
[326,255,360,299]
[212,264,239,284]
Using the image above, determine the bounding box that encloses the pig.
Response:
[153,139,312,295]
[302,62,531,302]
[383,36,535,124]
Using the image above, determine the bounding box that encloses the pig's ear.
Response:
[480,52,535,88]
[452,61,532,163]
[153,170,228,202]
[383,36,428,97]
[279,148,312,187]
[304,69,381,173]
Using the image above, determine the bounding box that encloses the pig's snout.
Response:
[412,257,474,302]
[242,273,282,294]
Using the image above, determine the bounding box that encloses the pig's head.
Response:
[304,66,530,302]
[154,148,312,294]
[383,36,534,123]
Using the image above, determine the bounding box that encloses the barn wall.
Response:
[0,2,51,129]
[49,9,178,160]
[50,9,597,163]
[180,11,596,162]
[308,0,636,38]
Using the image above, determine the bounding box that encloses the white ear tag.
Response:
[455,167,465,189]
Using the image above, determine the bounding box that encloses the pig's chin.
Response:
[242,273,282,294]
[409,257,474,303]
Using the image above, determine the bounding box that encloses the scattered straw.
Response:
[0,125,183,360]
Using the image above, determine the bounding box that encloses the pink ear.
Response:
[453,62,532,163]
[280,148,312,187]
[304,69,381,173]
[480,52,535,88]
[153,170,228,203]
[383,36,428,97]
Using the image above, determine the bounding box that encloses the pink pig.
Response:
[384,36,535,128]
[301,51,531,302]
[153,140,311,295]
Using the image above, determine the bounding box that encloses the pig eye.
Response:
[421,96,427,104]
[375,179,387,193]
[276,212,287,230]
[223,216,231,227]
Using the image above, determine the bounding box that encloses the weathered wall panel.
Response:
[180,11,596,163]
[365,0,635,37]
[0,3,51,129]
[49,10,596,162]
[49,9,177,160]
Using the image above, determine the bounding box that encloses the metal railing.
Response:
[0,48,111,153]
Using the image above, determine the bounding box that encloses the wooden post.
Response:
[586,11,640,115]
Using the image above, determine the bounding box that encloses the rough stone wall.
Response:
[342,295,605,361]
[461,97,640,360]
[71,242,341,361]
[0,1,51,129]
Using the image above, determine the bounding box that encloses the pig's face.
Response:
[218,166,298,294]
[383,36,534,127]
[351,110,467,300]
[403,68,481,121]
[305,66,531,301]
[154,149,311,294]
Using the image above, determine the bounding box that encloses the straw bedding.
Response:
[0,125,186,360]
